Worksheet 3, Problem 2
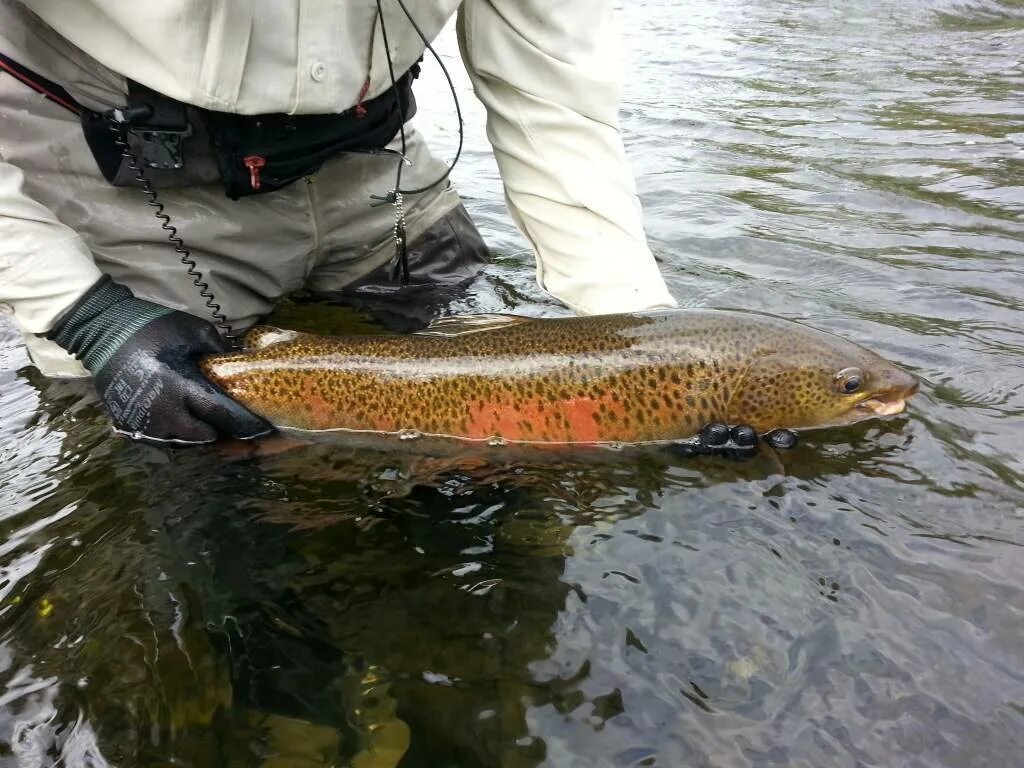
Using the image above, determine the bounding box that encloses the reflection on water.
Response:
[2,0,1023,765]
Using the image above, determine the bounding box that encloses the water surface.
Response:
[2,1,1023,765]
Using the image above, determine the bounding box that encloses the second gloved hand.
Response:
[49,277,273,444]
[669,422,799,461]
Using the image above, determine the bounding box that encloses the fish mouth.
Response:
[855,397,907,417]
[853,378,919,418]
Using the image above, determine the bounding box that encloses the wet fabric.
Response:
[0,0,676,362]
[0,62,471,376]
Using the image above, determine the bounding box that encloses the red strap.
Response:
[0,53,81,115]
[354,76,371,119]
[243,155,266,191]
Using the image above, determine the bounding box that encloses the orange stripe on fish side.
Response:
[271,379,340,432]
[461,393,630,444]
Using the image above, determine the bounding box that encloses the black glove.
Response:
[671,423,798,461]
[49,277,273,445]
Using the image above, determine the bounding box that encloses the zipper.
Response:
[243,155,266,191]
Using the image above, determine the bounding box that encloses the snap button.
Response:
[310,61,327,82]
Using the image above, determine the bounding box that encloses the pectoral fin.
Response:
[244,326,310,349]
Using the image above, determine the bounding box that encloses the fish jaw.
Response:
[727,348,920,434]
[828,373,919,428]
[855,368,919,416]
[856,397,907,417]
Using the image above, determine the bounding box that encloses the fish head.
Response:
[726,324,919,433]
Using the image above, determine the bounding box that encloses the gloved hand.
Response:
[49,277,273,444]
[671,423,799,461]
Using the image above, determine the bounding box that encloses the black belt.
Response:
[1,52,418,200]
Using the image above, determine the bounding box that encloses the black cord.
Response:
[375,0,465,196]
[375,0,408,196]
[106,111,239,346]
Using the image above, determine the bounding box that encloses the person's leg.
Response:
[305,127,490,315]
[1,8,318,376]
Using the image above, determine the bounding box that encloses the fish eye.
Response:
[835,367,863,394]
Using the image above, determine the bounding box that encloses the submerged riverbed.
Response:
[1,0,1023,765]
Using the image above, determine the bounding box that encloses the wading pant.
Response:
[0,8,489,378]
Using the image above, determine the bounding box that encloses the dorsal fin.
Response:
[244,326,309,349]
[415,313,532,338]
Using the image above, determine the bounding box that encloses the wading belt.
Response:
[0,52,418,200]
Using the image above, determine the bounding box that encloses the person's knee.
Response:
[405,202,491,284]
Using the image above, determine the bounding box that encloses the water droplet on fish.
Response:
[398,429,421,440]
[487,436,507,447]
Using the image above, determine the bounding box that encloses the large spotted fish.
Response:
[200,311,918,446]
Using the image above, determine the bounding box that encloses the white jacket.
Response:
[0,0,675,335]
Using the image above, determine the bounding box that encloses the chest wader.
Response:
[3,0,465,335]
[1,51,420,343]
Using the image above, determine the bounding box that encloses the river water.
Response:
[1,1,1023,766]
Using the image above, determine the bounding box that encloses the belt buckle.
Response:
[132,124,193,170]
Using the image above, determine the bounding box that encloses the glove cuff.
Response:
[48,276,174,374]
